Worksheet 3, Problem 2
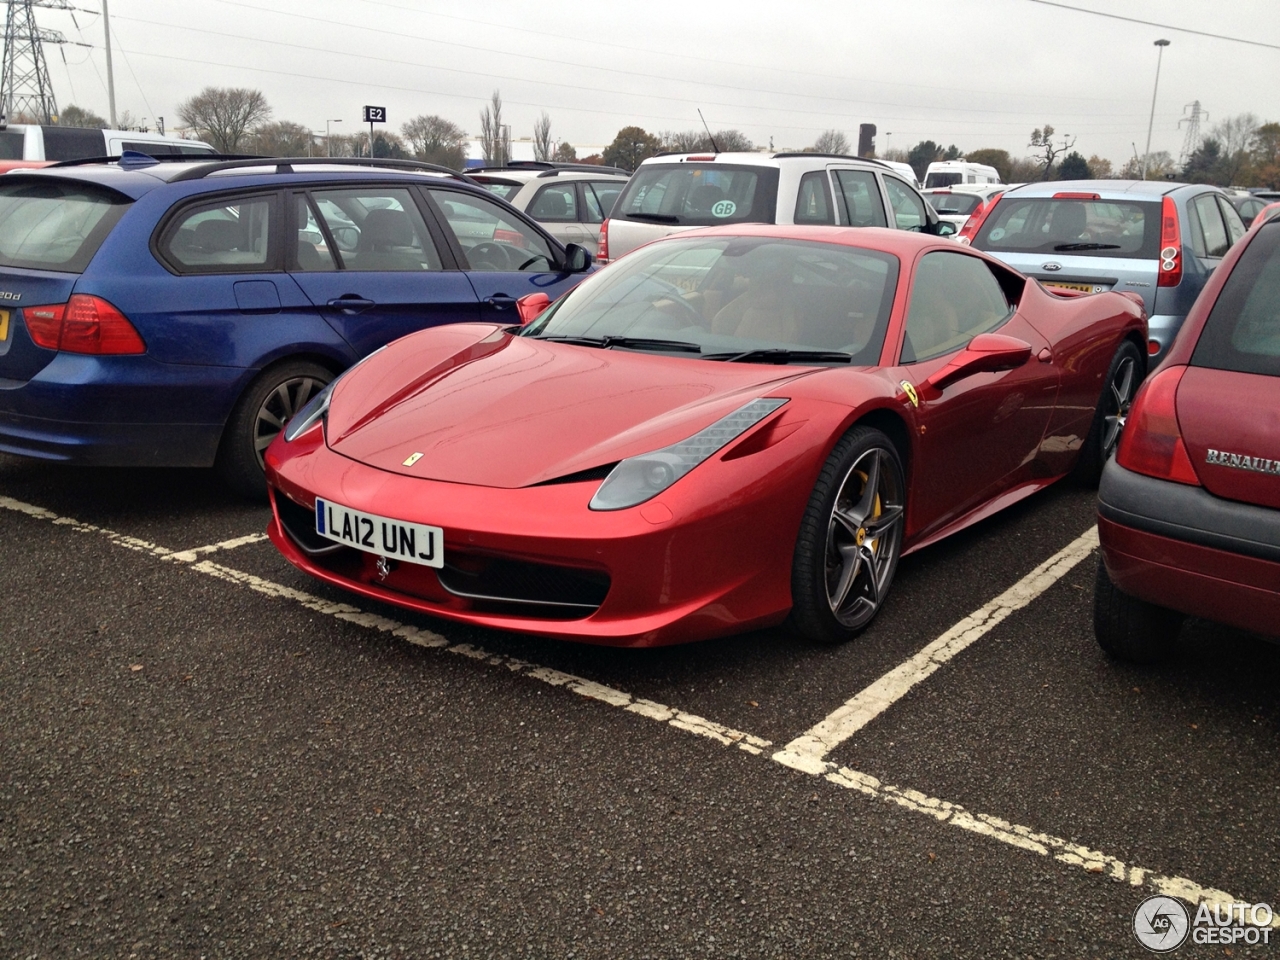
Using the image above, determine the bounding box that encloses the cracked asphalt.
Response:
[1,454,1277,958]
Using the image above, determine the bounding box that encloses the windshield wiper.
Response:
[625,212,680,224]
[539,335,702,353]
[1053,242,1121,251]
[702,348,853,364]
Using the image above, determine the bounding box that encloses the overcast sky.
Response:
[40,0,1280,162]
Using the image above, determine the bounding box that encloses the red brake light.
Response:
[1115,365,1199,485]
[957,194,1000,245]
[598,218,610,262]
[23,303,65,349]
[1052,192,1101,200]
[22,295,145,355]
[1157,195,1182,288]
[686,155,716,161]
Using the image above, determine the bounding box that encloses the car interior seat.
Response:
[354,209,420,270]
[1048,203,1088,243]
[532,190,571,220]
[193,219,243,254]
[687,184,726,217]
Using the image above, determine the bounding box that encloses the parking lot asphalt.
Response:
[2,453,1277,958]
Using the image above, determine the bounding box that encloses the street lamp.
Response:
[1142,39,1171,180]
[326,119,342,158]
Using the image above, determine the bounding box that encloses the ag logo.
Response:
[711,200,737,218]
[1133,895,1190,952]
[899,380,919,408]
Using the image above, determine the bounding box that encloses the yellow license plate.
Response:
[1043,280,1101,293]
[0,309,8,342]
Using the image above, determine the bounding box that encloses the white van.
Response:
[0,123,216,162]
[922,160,1002,189]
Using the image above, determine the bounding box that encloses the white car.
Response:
[601,152,954,262]
[923,184,1009,235]
[923,160,1002,189]
[0,122,215,162]
[467,162,629,257]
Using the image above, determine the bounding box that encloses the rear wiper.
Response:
[539,335,702,353]
[625,212,680,224]
[702,348,853,364]
[1053,242,1121,251]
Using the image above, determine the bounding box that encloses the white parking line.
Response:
[166,532,269,564]
[2,494,1270,922]
[776,526,1100,769]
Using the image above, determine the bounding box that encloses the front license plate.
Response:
[315,498,443,568]
[1043,280,1108,293]
[0,309,8,342]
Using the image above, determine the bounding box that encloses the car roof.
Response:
[1002,179,1205,200]
[639,151,896,172]
[469,169,629,185]
[4,156,479,201]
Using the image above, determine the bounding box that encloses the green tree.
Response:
[177,87,272,153]
[1057,151,1091,180]
[554,141,577,162]
[401,114,467,169]
[603,126,661,171]
[906,140,941,181]
[1182,138,1224,184]
[1029,124,1075,179]
[56,104,107,128]
[1250,122,1280,188]
[964,148,1013,182]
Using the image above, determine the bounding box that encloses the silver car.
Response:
[969,180,1247,363]
[467,162,629,257]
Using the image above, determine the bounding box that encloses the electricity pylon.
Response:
[1178,101,1207,166]
[0,0,91,124]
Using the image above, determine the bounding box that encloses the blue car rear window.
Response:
[1192,222,1280,377]
[0,179,130,273]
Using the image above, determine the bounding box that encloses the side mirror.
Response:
[564,243,593,273]
[922,333,1031,394]
[927,219,957,237]
[516,292,551,325]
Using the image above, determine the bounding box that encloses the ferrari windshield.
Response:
[524,236,899,364]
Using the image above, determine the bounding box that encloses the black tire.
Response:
[216,360,334,500]
[1073,339,1144,486]
[1092,557,1183,664]
[790,426,905,645]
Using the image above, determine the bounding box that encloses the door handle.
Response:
[327,296,375,314]
[485,295,517,310]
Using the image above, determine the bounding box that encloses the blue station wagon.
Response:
[0,155,594,495]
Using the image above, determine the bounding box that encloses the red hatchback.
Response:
[1095,211,1280,661]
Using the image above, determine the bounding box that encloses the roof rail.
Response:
[771,152,893,170]
[469,160,631,177]
[165,156,475,184]
[51,153,262,168]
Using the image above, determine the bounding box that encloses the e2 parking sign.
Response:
[363,105,386,123]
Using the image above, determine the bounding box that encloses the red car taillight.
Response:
[598,218,610,262]
[23,295,146,354]
[1115,365,1200,485]
[957,194,1000,245]
[1157,195,1182,288]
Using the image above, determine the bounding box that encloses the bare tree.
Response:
[1210,113,1259,184]
[56,104,107,128]
[533,112,553,162]
[478,90,507,166]
[661,128,753,153]
[247,121,315,157]
[812,129,850,154]
[178,87,272,153]
[401,114,467,169]
[1029,124,1076,179]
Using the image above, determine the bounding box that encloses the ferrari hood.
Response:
[325,324,810,488]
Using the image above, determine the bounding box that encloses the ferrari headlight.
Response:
[283,378,339,442]
[589,398,788,511]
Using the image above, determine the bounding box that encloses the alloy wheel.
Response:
[824,447,905,630]
[1102,355,1138,458]
[253,375,326,467]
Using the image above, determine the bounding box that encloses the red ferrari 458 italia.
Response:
[265,225,1145,647]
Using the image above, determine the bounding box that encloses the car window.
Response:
[584,181,623,223]
[1192,223,1280,377]
[1217,196,1247,246]
[0,130,24,160]
[0,179,129,273]
[884,177,928,231]
[527,183,577,222]
[794,171,835,225]
[292,195,337,272]
[121,141,179,156]
[924,172,963,188]
[612,164,779,226]
[974,197,1160,259]
[832,170,887,228]
[925,192,982,216]
[902,252,1011,363]
[474,179,521,201]
[309,187,441,272]
[1192,194,1230,258]
[428,188,556,272]
[41,126,107,161]
[523,236,898,363]
[162,195,274,273]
